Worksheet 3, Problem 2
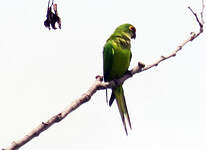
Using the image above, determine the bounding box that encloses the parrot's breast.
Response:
[110,48,131,79]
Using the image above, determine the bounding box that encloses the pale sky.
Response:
[0,0,206,150]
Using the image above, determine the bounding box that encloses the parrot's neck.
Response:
[110,32,131,40]
[108,32,131,49]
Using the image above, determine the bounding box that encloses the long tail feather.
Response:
[109,91,115,106]
[123,93,132,129]
[106,89,108,104]
[113,85,131,135]
[116,99,128,135]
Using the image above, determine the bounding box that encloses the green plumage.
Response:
[103,24,136,135]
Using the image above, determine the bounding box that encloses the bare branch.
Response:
[142,32,196,72]
[3,76,103,150]
[3,3,205,150]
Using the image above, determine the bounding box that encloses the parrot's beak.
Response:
[131,32,136,39]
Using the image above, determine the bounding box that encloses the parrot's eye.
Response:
[129,26,136,32]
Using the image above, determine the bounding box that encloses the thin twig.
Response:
[47,0,50,8]
[188,7,203,28]
[201,0,205,24]
[3,4,205,150]
[188,4,204,37]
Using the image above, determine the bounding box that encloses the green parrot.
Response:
[103,24,136,135]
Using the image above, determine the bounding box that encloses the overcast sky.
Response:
[0,0,206,150]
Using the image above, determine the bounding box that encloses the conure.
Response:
[103,24,136,135]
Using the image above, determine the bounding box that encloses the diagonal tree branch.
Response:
[3,4,205,150]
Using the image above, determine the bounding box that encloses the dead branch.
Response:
[3,3,205,150]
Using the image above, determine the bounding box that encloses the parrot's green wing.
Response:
[103,41,115,102]
[103,41,114,82]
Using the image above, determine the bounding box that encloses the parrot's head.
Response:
[114,24,136,39]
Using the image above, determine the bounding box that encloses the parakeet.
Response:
[103,24,136,135]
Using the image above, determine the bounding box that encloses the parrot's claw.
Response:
[113,79,119,86]
[126,70,133,77]
[96,75,103,81]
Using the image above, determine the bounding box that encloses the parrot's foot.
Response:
[113,79,120,86]
[96,75,103,81]
[126,70,133,77]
